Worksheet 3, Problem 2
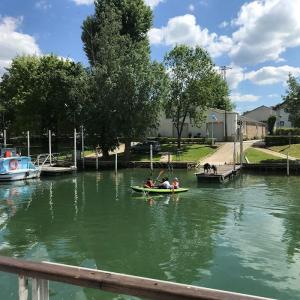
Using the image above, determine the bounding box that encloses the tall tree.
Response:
[164,45,231,148]
[283,74,300,127]
[81,0,167,159]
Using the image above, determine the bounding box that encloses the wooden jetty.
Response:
[40,165,76,176]
[195,164,242,183]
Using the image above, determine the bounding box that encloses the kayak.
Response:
[131,186,189,194]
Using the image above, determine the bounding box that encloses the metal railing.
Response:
[0,256,274,300]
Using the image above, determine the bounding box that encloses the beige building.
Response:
[156,108,266,141]
[243,103,291,129]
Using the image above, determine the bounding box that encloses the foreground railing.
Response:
[0,256,273,300]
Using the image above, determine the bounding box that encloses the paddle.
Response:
[154,170,165,185]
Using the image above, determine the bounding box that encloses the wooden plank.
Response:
[0,256,272,300]
[18,275,28,300]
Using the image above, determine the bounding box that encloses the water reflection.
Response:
[0,172,300,299]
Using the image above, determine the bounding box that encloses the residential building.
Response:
[156,108,266,141]
[243,102,292,129]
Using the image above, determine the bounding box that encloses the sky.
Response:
[1,0,300,113]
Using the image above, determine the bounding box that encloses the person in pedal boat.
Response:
[159,177,172,189]
[144,178,155,188]
[171,177,179,189]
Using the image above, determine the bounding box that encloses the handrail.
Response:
[0,256,273,300]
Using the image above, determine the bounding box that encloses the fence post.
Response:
[81,125,85,169]
[18,276,28,300]
[48,130,52,165]
[4,129,7,147]
[32,278,49,300]
[150,144,153,174]
[74,128,77,169]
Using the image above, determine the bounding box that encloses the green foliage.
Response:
[283,74,300,127]
[81,0,168,158]
[275,128,300,135]
[265,135,300,146]
[0,55,87,135]
[267,115,277,134]
[163,45,231,148]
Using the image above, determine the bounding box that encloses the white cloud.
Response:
[0,17,41,77]
[226,65,245,90]
[145,0,164,8]
[35,0,52,10]
[229,0,300,65]
[148,14,232,57]
[219,21,229,29]
[246,65,300,85]
[231,93,260,103]
[71,0,93,5]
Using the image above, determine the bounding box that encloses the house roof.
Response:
[242,105,272,115]
[238,115,267,126]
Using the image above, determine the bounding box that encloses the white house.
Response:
[156,108,266,141]
[273,102,292,128]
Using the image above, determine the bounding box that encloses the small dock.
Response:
[195,164,242,183]
[40,165,76,176]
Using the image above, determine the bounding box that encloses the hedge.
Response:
[145,137,216,145]
[275,128,300,135]
[265,135,300,146]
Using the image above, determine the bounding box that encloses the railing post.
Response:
[18,275,28,300]
[32,278,49,300]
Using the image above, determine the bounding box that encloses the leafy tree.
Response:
[164,45,231,148]
[283,74,300,127]
[267,115,277,135]
[0,55,87,137]
[81,0,167,159]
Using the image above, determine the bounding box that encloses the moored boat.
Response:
[131,186,189,194]
[0,148,40,182]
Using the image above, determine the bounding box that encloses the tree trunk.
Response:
[124,140,131,161]
[102,148,110,160]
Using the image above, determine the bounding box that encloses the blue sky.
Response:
[1,0,300,113]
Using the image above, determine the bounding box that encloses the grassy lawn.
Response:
[130,144,217,162]
[245,147,282,163]
[269,144,300,159]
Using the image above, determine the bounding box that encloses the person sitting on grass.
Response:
[172,177,180,189]
[144,178,155,188]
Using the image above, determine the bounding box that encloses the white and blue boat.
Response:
[0,148,40,182]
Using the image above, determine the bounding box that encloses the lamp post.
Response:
[211,113,217,145]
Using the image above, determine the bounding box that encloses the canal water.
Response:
[0,170,300,300]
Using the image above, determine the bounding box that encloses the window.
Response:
[280,121,285,127]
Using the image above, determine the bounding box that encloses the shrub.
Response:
[267,115,277,134]
[275,128,300,136]
[265,135,300,146]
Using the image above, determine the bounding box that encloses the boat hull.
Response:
[0,169,40,182]
[131,186,188,194]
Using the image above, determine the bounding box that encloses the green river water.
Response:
[0,170,300,300]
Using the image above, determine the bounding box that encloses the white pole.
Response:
[4,129,6,147]
[233,133,236,170]
[115,153,118,174]
[212,121,214,145]
[74,128,77,169]
[81,125,85,169]
[239,122,243,166]
[287,152,290,176]
[27,130,30,157]
[96,148,98,170]
[150,144,153,173]
[49,130,52,165]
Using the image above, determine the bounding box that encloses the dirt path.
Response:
[199,140,259,165]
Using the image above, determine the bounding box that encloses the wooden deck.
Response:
[195,165,242,183]
[40,165,76,176]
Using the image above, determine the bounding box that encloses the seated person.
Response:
[172,177,179,189]
[159,177,172,189]
[144,178,155,188]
